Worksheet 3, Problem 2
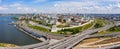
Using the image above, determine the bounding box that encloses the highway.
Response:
[6,21,120,49]
[53,23,114,49]
[34,22,115,49]
[33,35,77,49]
[8,21,118,49]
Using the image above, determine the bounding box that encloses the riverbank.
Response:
[14,24,48,42]
[0,16,42,46]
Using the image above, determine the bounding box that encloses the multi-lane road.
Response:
[10,21,119,49]
[34,22,115,49]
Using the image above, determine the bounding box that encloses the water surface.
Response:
[0,16,40,46]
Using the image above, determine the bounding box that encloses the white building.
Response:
[29,21,37,25]
[51,25,57,32]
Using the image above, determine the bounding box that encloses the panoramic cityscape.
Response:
[0,0,120,49]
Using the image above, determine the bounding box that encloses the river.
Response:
[0,16,40,46]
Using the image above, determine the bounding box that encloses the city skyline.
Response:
[0,0,120,14]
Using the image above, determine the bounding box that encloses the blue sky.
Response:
[0,0,120,14]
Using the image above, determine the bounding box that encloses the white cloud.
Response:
[82,0,120,2]
[34,0,46,3]
[45,1,120,13]
[106,3,120,9]
[9,3,22,7]
[3,2,38,13]
[48,1,98,13]
[1,0,120,13]
[116,3,120,8]
[101,0,120,2]
[17,7,31,12]
[0,6,8,10]
[33,9,37,12]
[16,7,38,13]
[54,1,97,8]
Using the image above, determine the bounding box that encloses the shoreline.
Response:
[14,24,48,42]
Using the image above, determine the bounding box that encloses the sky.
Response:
[0,0,120,14]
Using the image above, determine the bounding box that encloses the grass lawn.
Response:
[94,26,120,35]
[32,20,43,24]
[57,25,69,28]
[58,22,94,35]
[28,24,50,32]
[94,19,107,28]
[107,26,120,32]
[28,24,66,35]
[60,26,82,34]
[60,21,94,35]
[0,43,17,47]
[95,30,109,35]
[28,20,94,35]
[82,21,94,30]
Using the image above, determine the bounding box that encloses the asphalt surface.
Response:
[8,21,118,49]
[34,22,115,49]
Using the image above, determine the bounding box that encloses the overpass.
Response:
[35,22,114,49]
[2,21,120,49]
